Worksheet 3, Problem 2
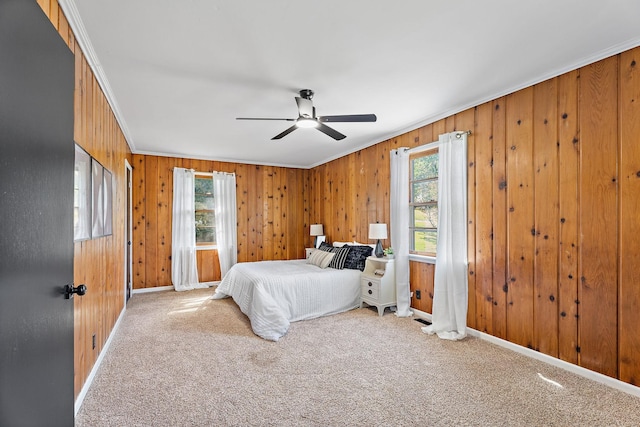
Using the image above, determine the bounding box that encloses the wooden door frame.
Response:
[124,158,133,304]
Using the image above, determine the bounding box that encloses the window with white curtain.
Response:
[409,148,439,255]
[194,175,216,246]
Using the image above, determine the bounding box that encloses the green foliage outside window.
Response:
[410,151,438,254]
[194,176,215,244]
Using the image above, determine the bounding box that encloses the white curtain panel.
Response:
[422,132,468,340]
[171,167,202,291]
[213,171,238,278]
[390,148,413,317]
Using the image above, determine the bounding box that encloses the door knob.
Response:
[64,284,87,299]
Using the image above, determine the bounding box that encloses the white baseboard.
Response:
[411,308,640,398]
[131,282,219,295]
[132,285,173,294]
[74,305,126,415]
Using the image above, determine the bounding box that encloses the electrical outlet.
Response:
[415,290,421,300]
[92,334,96,350]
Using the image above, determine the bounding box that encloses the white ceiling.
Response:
[61,0,640,169]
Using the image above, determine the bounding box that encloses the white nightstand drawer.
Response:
[361,277,380,300]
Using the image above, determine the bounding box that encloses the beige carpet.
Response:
[76,288,640,426]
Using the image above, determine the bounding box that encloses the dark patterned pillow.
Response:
[317,243,350,269]
[318,241,333,252]
[342,245,373,271]
[327,247,351,270]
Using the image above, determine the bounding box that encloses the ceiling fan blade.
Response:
[318,114,377,123]
[316,122,346,140]
[236,117,295,121]
[271,125,298,140]
[295,97,314,118]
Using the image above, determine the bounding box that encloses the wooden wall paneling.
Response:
[301,168,309,254]
[557,70,580,363]
[57,4,70,48]
[253,165,264,261]
[334,156,346,239]
[41,0,130,399]
[351,151,363,242]
[195,250,203,282]
[132,155,146,289]
[578,56,619,377]
[156,156,171,286]
[241,164,253,263]
[345,154,357,240]
[48,0,59,29]
[302,168,310,253]
[505,87,535,348]
[445,115,456,133]
[37,0,49,18]
[364,146,378,241]
[432,119,446,139]
[274,167,284,259]
[474,102,495,333]
[375,140,391,248]
[532,78,560,356]
[144,156,158,287]
[263,166,275,259]
[238,164,250,262]
[284,168,294,258]
[454,108,476,329]
[618,48,640,385]
[419,123,434,146]
[73,40,82,141]
[410,261,435,313]
[85,60,93,147]
[491,98,508,339]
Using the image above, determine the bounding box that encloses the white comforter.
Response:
[212,260,362,341]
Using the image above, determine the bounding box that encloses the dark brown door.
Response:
[0,0,75,425]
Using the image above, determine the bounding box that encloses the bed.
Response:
[212,243,372,341]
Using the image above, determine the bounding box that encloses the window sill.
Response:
[196,245,217,251]
[409,254,436,264]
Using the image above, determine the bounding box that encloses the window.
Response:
[194,175,215,246]
[410,149,438,255]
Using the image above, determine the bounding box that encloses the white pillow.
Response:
[333,241,376,250]
[306,250,335,269]
[353,241,377,250]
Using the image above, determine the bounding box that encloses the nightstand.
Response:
[305,248,315,259]
[360,256,396,316]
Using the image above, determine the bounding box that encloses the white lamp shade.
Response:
[310,224,324,236]
[369,223,388,240]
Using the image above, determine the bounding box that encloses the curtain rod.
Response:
[455,130,472,138]
[402,130,472,154]
[193,171,235,177]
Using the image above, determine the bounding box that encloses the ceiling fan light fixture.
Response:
[296,117,318,128]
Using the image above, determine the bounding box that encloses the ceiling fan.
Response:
[236,89,377,141]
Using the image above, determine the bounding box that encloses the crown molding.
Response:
[58,0,136,152]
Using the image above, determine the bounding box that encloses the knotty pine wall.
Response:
[40,0,640,392]
[39,0,131,399]
[309,47,640,386]
[131,155,309,288]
